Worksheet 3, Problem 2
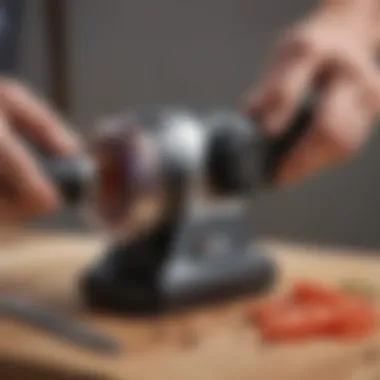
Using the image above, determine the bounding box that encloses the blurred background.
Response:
[14,0,380,248]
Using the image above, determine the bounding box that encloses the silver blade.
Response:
[0,296,122,355]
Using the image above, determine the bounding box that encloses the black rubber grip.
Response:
[263,92,317,181]
[24,139,96,206]
[41,155,96,206]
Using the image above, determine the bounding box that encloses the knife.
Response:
[0,296,122,355]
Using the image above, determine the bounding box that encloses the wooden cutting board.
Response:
[0,231,380,380]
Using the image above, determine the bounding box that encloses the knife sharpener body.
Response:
[34,99,314,315]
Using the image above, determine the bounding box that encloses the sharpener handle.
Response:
[26,139,96,206]
[41,155,96,206]
[263,92,316,181]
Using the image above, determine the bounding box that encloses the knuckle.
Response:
[278,30,319,61]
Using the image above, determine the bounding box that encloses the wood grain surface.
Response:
[0,231,380,380]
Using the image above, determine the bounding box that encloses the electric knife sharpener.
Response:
[34,98,314,315]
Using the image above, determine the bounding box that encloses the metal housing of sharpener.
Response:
[79,107,277,314]
[35,93,314,315]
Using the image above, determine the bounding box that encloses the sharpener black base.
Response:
[80,201,277,315]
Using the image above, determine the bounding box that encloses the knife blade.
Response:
[0,296,122,355]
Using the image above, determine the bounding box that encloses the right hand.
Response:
[243,3,380,184]
[0,79,80,225]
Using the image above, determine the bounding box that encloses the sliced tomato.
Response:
[247,297,293,325]
[260,306,314,340]
[291,279,345,305]
[305,304,339,334]
[327,295,377,338]
[249,281,378,342]
[259,304,336,341]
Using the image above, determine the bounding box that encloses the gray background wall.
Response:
[17,0,380,249]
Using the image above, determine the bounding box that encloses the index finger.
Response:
[0,79,80,155]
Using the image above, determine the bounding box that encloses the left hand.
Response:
[0,79,80,225]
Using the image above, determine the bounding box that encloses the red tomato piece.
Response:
[259,304,334,341]
[327,295,377,338]
[247,297,292,325]
[248,281,379,342]
[291,280,345,305]
[304,304,339,334]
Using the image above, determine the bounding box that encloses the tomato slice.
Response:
[248,281,378,342]
[327,295,377,338]
[260,305,320,340]
[305,304,339,334]
[247,297,292,325]
[291,279,344,305]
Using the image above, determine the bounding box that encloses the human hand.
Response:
[0,79,80,225]
[244,2,380,184]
